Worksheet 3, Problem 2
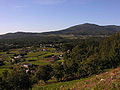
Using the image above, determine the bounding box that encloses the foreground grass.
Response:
[63,68,120,90]
[33,67,120,90]
[32,79,85,90]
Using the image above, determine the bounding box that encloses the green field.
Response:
[0,47,62,74]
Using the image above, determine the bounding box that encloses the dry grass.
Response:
[61,67,120,90]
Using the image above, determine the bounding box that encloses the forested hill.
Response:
[0,23,120,39]
[44,23,120,35]
[0,32,42,39]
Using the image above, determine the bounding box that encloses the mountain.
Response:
[44,23,120,35]
[0,23,120,39]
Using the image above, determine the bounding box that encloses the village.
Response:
[0,44,64,74]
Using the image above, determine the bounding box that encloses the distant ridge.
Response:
[44,23,120,35]
[0,23,120,39]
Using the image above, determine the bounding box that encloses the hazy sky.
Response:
[0,0,120,34]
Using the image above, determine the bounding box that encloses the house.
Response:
[52,56,60,60]
[0,61,3,66]
[12,55,23,63]
[59,54,63,57]
[67,50,70,53]
[25,69,35,73]
[42,49,48,51]
[11,59,15,63]
[14,55,22,59]
[0,58,4,66]
[49,56,60,62]
[0,61,4,66]
[61,62,64,65]
[59,54,63,59]
[22,63,33,68]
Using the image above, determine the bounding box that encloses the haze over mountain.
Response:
[0,23,120,39]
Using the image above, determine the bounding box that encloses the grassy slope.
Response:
[33,67,120,90]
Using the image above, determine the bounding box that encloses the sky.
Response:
[0,0,120,34]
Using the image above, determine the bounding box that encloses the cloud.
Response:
[0,0,94,9]
[33,0,67,5]
[67,0,95,4]
[32,0,95,5]
[15,5,26,8]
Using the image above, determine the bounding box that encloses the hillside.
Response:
[0,23,120,39]
[33,67,120,90]
[68,67,120,90]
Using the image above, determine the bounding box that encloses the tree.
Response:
[0,76,7,90]
[0,69,32,90]
[53,62,65,82]
[35,65,53,83]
